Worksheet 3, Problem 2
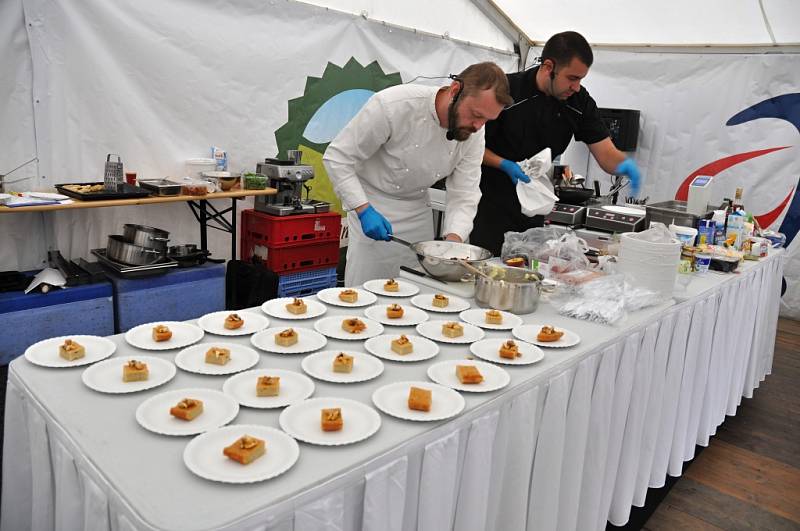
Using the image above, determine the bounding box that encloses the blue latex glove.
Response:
[615,157,641,197]
[499,159,530,184]
[357,205,393,241]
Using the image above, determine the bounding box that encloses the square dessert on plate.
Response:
[223,435,266,465]
[285,298,307,315]
[408,386,432,412]
[256,376,280,397]
[275,328,298,347]
[59,339,85,361]
[169,398,204,421]
[321,408,343,431]
[205,346,231,365]
[224,313,244,330]
[123,360,149,382]
[456,364,484,384]
[391,335,413,355]
[441,322,464,338]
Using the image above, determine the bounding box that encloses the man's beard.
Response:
[447,99,477,142]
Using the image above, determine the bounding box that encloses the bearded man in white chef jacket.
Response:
[324,62,513,286]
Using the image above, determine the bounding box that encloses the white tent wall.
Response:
[551,48,800,317]
[0,0,515,271]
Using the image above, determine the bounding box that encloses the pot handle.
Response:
[389,235,414,249]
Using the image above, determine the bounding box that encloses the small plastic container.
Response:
[243,173,268,190]
[181,178,213,196]
[695,253,711,274]
[669,224,698,247]
[185,158,217,179]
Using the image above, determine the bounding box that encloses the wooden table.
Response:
[0,189,276,259]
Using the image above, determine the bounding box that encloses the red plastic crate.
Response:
[242,239,340,273]
[241,209,341,249]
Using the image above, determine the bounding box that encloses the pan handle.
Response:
[388,235,414,248]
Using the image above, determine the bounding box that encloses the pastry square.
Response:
[432,293,449,308]
[442,322,464,338]
[332,352,353,373]
[122,360,149,382]
[537,326,564,342]
[384,278,399,292]
[408,386,432,412]
[499,340,520,359]
[338,289,358,303]
[386,304,404,319]
[485,310,503,325]
[152,325,172,342]
[321,408,343,431]
[224,313,244,330]
[285,298,307,315]
[205,346,231,365]
[169,398,204,421]
[391,334,413,355]
[342,318,366,334]
[456,364,484,384]
[256,376,280,397]
[275,328,298,346]
[223,435,266,465]
[59,339,85,361]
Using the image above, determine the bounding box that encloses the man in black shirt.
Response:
[470,31,642,256]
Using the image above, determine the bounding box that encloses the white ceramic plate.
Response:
[261,297,328,320]
[222,368,315,409]
[363,304,429,326]
[301,350,384,383]
[415,320,485,344]
[250,327,327,354]
[135,388,240,436]
[364,334,440,363]
[371,381,465,422]
[124,321,204,351]
[362,278,420,298]
[316,287,377,308]
[457,308,523,330]
[81,356,176,394]
[183,424,300,484]
[469,338,545,366]
[512,324,581,348]
[174,343,260,375]
[313,316,384,341]
[426,359,510,393]
[197,311,269,336]
[410,293,471,313]
[280,397,381,446]
[24,335,116,368]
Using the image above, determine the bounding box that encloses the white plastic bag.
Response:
[516,148,558,217]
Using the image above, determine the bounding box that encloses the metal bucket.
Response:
[474,264,542,314]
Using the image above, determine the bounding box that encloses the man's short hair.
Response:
[541,31,593,69]
[457,62,513,106]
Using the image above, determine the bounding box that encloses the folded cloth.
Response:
[516,148,558,217]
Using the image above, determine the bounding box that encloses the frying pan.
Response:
[555,186,595,205]
[390,236,492,281]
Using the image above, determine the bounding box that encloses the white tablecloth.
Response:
[2,251,784,531]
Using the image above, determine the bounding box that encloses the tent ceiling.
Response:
[300,0,516,52]
[493,0,800,46]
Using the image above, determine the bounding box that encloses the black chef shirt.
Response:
[470,66,609,255]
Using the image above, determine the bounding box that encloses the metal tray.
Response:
[91,248,177,278]
[645,200,711,229]
[137,179,182,196]
[55,182,152,201]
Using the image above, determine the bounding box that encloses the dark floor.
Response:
[0,320,797,528]
[644,317,800,530]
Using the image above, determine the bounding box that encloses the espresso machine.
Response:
[254,150,330,216]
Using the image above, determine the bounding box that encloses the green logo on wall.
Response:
[274,58,402,214]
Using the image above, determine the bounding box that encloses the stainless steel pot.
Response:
[390,236,492,282]
[122,224,170,253]
[107,235,163,266]
[474,264,542,314]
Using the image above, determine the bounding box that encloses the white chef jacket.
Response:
[323,84,485,286]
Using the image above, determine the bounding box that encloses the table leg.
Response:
[230,198,237,260]
[200,199,208,253]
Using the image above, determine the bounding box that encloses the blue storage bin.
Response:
[277,267,337,297]
[0,281,114,364]
[107,262,226,333]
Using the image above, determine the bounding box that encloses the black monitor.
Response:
[598,108,640,152]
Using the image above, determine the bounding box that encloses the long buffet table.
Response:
[1,250,784,531]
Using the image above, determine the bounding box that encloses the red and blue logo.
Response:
[675,93,800,295]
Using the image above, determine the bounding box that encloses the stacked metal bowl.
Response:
[106,224,169,265]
